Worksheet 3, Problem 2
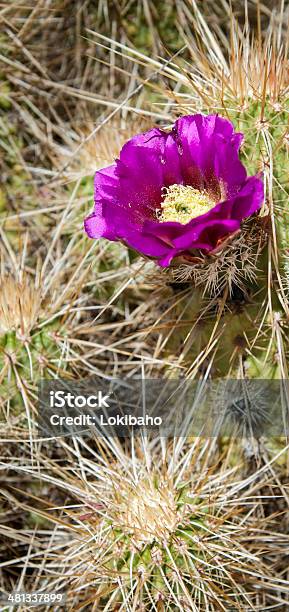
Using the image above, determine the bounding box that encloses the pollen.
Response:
[158,184,216,224]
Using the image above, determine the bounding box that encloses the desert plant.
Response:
[1,436,288,610]
[83,0,289,378]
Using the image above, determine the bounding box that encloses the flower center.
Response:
[158,184,216,224]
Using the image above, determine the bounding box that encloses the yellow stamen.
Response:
[158,184,216,224]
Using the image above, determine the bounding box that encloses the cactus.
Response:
[4,437,288,609]
[0,3,288,611]
[145,5,289,379]
[0,233,102,416]
[0,273,69,418]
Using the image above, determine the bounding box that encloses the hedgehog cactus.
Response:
[167,7,289,378]
[0,237,93,414]
[0,273,67,413]
[95,470,269,609]
[84,6,288,379]
[14,437,288,609]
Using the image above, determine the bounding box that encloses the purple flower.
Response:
[84,114,264,267]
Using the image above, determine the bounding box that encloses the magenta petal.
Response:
[126,231,173,259]
[173,114,246,195]
[84,164,120,240]
[84,213,112,239]
[94,164,119,203]
[173,219,240,250]
[230,175,264,219]
[158,250,178,267]
[111,128,169,217]
[162,134,183,186]
[116,160,162,211]
[122,127,167,151]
